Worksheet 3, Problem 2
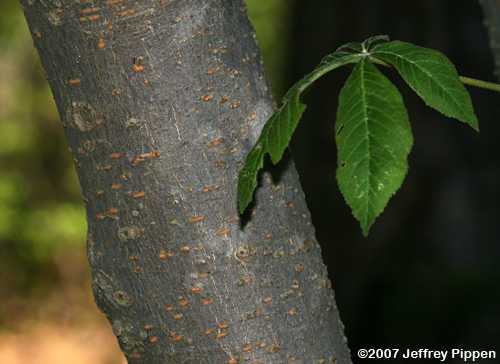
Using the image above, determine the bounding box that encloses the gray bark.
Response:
[20,0,351,363]
[480,0,500,77]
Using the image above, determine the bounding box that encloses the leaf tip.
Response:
[237,200,246,216]
[237,180,252,216]
[471,119,480,133]
[360,220,374,237]
[461,113,479,132]
[237,188,254,216]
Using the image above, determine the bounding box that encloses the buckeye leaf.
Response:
[238,52,362,214]
[361,34,390,51]
[372,41,479,130]
[336,59,413,236]
[237,94,306,215]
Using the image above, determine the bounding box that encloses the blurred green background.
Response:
[1,0,500,363]
[0,0,85,319]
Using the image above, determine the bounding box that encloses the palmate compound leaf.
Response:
[238,51,363,214]
[336,59,414,236]
[239,35,485,235]
[372,41,479,130]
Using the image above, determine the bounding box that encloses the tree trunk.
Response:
[20,0,351,363]
[480,0,500,77]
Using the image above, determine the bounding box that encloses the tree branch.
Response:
[480,0,500,79]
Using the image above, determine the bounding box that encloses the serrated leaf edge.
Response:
[372,41,479,130]
[237,52,364,214]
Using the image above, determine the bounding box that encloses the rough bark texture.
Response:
[20,1,351,363]
[481,0,500,77]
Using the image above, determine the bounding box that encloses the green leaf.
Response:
[237,94,306,215]
[336,59,413,236]
[372,41,479,130]
[336,42,363,54]
[238,51,362,214]
[361,35,390,51]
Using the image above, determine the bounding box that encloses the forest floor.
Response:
[0,251,125,364]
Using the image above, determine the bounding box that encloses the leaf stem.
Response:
[370,56,500,93]
[459,76,500,93]
[297,54,365,94]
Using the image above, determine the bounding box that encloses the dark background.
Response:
[0,0,498,363]
[285,1,500,362]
